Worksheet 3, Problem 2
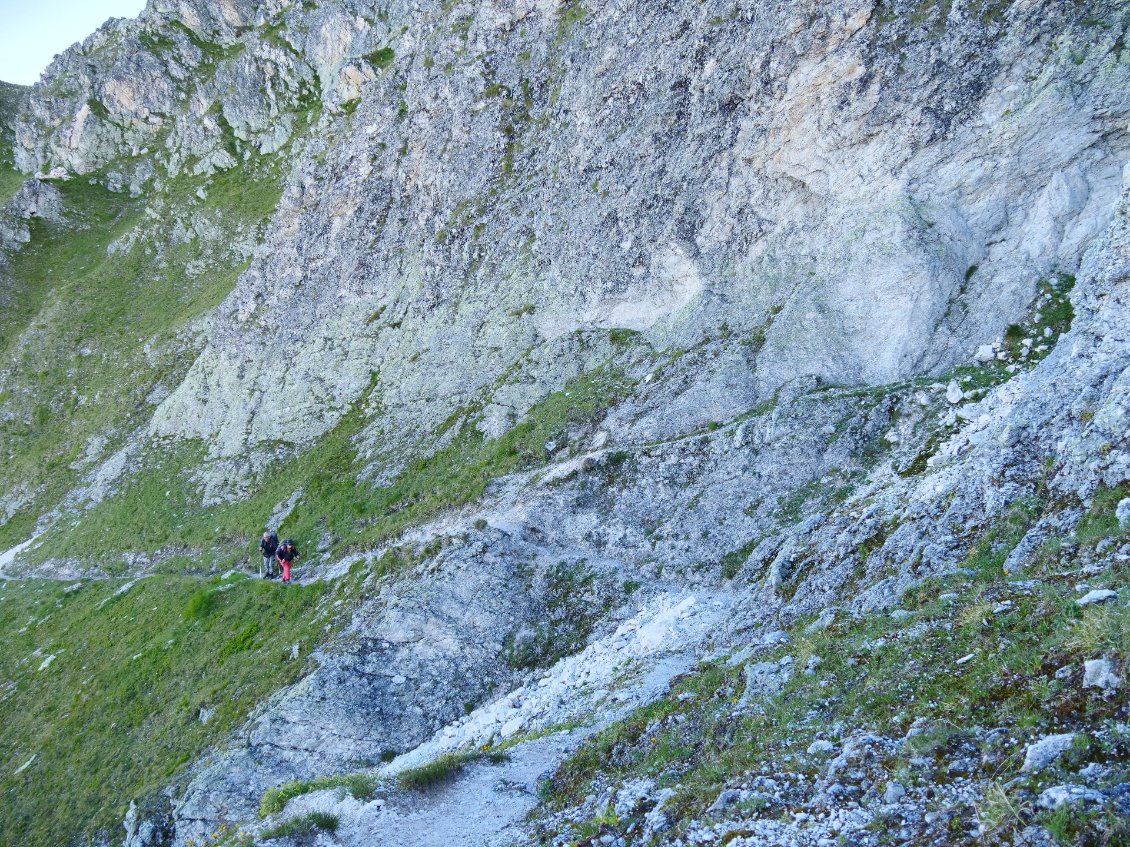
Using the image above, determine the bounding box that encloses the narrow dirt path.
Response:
[258,591,741,846]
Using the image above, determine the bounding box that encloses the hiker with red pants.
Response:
[277,539,299,584]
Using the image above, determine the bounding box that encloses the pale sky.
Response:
[0,0,148,86]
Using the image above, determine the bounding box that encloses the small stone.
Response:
[1054,665,1073,681]
[805,609,835,634]
[884,781,907,804]
[1021,733,1077,773]
[709,788,741,813]
[758,630,790,647]
[956,653,976,666]
[889,609,915,621]
[1082,659,1120,691]
[391,674,407,685]
[1037,784,1105,809]
[946,381,965,404]
[808,740,836,757]
[974,344,995,363]
[1077,589,1117,607]
[1077,762,1108,779]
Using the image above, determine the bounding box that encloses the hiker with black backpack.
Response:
[277,539,299,585]
[259,531,280,578]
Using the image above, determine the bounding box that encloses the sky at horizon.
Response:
[0,0,148,86]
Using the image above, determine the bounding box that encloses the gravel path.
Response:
[260,591,739,846]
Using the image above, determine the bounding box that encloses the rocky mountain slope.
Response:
[0,0,1128,846]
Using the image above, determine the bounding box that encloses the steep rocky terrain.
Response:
[0,1,1128,846]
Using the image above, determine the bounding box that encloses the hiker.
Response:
[277,538,299,585]
[259,531,279,579]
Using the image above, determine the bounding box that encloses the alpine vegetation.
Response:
[0,1,1127,846]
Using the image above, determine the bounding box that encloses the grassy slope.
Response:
[0,80,27,203]
[0,164,286,552]
[544,489,1130,846]
[0,58,327,847]
[0,573,336,847]
[22,367,635,571]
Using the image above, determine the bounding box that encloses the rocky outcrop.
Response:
[12,0,1126,498]
[144,0,1128,486]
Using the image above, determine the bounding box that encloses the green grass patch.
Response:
[1038,803,1129,847]
[397,748,509,790]
[366,46,395,69]
[719,539,758,580]
[260,773,379,817]
[557,1,588,42]
[0,574,332,846]
[261,811,340,840]
[608,328,641,348]
[963,496,1041,579]
[0,160,287,554]
[30,367,634,569]
[1076,482,1130,546]
[0,80,26,203]
[0,163,23,205]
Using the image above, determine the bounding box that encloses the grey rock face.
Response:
[883,781,907,805]
[1117,497,1130,530]
[741,658,794,705]
[807,740,836,757]
[1037,784,1106,810]
[123,794,175,847]
[174,532,546,841]
[1021,733,1077,773]
[1083,658,1121,691]
[709,789,742,814]
[11,0,1125,500]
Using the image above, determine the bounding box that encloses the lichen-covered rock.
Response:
[1021,733,1077,773]
[123,793,175,847]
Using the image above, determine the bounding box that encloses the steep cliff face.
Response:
[9,0,1128,521]
[0,1,1128,846]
